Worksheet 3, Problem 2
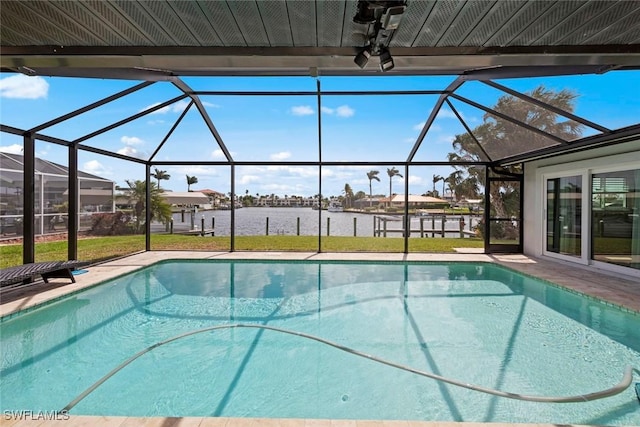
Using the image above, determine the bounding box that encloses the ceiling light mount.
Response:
[352,1,407,72]
[17,66,37,76]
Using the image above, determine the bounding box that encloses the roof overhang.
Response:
[2,1,640,79]
[2,45,640,79]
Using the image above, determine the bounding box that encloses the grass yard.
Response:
[0,234,485,268]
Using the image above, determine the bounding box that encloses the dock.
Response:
[176,229,215,236]
[373,214,478,238]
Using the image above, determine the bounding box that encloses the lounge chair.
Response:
[0,260,88,287]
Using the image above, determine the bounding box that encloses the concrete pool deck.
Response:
[1,252,639,427]
[2,251,638,318]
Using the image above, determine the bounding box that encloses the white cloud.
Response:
[265,165,318,178]
[141,99,190,115]
[203,101,220,108]
[117,136,146,158]
[117,146,146,159]
[238,174,260,185]
[141,102,167,114]
[438,108,458,119]
[82,160,111,176]
[36,144,49,157]
[322,105,355,118]
[0,143,23,154]
[171,165,221,177]
[413,122,442,132]
[211,148,236,159]
[408,175,423,185]
[171,100,190,112]
[336,105,355,118]
[121,136,144,146]
[291,105,314,116]
[261,183,296,193]
[435,134,456,144]
[0,75,49,99]
[270,151,291,161]
[435,107,479,122]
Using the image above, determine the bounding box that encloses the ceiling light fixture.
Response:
[354,47,372,69]
[379,48,394,72]
[352,1,407,72]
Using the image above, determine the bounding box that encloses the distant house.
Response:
[254,195,319,207]
[0,152,115,235]
[389,194,448,208]
[115,191,210,210]
[193,189,225,208]
[162,191,210,208]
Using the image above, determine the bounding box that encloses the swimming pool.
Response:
[1,260,639,424]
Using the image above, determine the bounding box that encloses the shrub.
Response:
[90,212,136,236]
[474,218,518,240]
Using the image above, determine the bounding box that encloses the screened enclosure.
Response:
[0,152,114,237]
[1,0,639,273]
[1,71,638,269]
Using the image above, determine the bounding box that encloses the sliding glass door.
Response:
[591,168,640,271]
[544,166,639,273]
[546,175,582,258]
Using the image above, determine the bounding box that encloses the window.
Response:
[591,169,640,270]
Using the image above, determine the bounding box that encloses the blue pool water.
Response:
[1,260,639,424]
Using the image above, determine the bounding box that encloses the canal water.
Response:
[170,207,480,238]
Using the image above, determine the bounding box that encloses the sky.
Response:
[1,71,638,199]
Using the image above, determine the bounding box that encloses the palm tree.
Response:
[386,167,403,207]
[342,183,354,209]
[122,179,172,233]
[445,171,462,204]
[152,168,170,189]
[186,175,198,192]
[366,170,380,208]
[455,167,481,201]
[432,174,442,197]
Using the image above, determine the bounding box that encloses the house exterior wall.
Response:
[523,139,640,277]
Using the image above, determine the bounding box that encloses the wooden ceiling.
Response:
[2,0,640,79]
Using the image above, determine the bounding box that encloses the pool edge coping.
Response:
[2,252,638,320]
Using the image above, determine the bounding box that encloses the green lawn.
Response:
[0,235,485,268]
